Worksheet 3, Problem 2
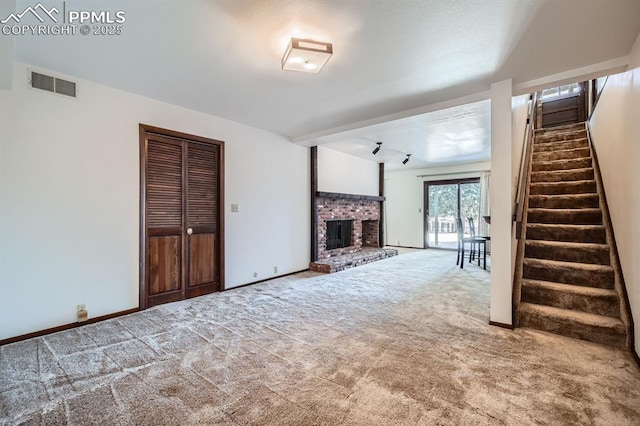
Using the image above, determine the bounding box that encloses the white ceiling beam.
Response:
[513,56,629,96]
[291,90,491,147]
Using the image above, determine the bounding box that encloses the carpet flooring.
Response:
[1,250,639,425]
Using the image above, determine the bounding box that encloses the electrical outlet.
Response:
[231,204,239,212]
[77,304,88,322]
[253,272,258,278]
[274,266,278,274]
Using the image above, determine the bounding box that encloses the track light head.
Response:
[372,142,382,155]
[402,154,412,165]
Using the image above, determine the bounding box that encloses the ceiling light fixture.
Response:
[372,142,382,155]
[282,38,333,74]
[402,154,412,165]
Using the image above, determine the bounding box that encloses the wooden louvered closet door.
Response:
[141,126,223,309]
[185,143,219,298]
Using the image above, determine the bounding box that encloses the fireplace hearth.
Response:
[310,191,396,272]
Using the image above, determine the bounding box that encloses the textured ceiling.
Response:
[319,100,491,171]
[14,0,640,141]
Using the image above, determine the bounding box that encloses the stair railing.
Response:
[513,92,538,239]
[588,76,609,121]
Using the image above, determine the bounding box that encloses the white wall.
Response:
[589,33,640,355]
[384,161,491,248]
[317,146,379,196]
[0,62,309,340]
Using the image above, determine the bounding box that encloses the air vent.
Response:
[30,71,77,98]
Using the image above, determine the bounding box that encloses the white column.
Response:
[0,0,16,89]
[490,79,513,325]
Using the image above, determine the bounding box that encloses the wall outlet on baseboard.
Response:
[253,272,258,278]
[274,266,278,274]
[77,304,88,322]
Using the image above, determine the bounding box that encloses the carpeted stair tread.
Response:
[530,167,594,183]
[517,302,626,348]
[527,208,602,225]
[531,157,592,172]
[533,138,589,153]
[528,193,599,209]
[522,258,613,289]
[535,123,586,134]
[535,123,586,133]
[529,180,596,195]
[535,125,586,135]
[524,240,610,265]
[532,147,590,162]
[534,131,588,144]
[534,131,587,141]
[521,279,620,317]
[526,223,606,244]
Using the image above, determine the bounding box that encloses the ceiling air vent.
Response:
[30,71,77,98]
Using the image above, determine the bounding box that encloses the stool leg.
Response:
[483,243,487,270]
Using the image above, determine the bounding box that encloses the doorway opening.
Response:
[423,178,480,249]
[538,82,587,128]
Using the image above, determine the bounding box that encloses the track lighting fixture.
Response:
[402,154,411,165]
[372,142,382,155]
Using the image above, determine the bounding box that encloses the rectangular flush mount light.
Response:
[281,38,333,73]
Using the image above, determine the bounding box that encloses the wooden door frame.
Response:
[423,177,480,249]
[139,124,225,310]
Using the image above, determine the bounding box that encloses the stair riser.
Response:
[522,263,614,289]
[535,131,588,144]
[526,225,606,243]
[527,210,602,225]
[531,158,592,172]
[517,310,626,348]
[533,139,589,153]
[532,147,590,162]
[525,243,610,265]
[531,169,594,183]
[528,195,599,209]
[529,181,596,195]
[521,285,620,317]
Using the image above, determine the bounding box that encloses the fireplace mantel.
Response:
[316,191,385,202]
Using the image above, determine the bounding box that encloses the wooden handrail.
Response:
[513,92,538,239]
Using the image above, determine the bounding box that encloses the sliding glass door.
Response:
[424,178,480,249]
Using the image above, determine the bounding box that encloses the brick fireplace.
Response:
[315,192,382,259]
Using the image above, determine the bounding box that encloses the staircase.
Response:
[515,122,632,348]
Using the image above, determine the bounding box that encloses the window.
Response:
[541,83,581,101]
